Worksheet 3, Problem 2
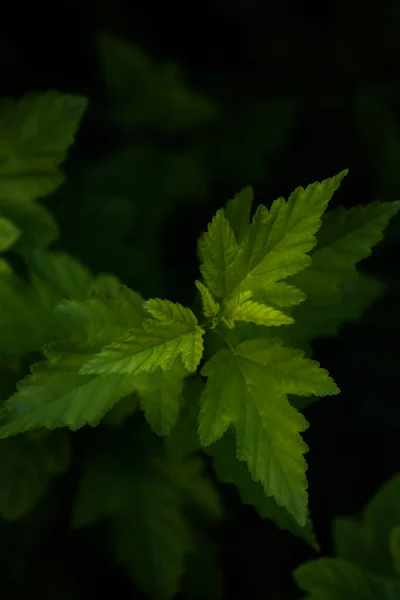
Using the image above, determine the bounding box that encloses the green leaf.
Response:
[0,284,148,435]
[198,337,339,526]
[0,342,140,437]
[333,474,400,578]
[157,455,222,521]
[209,433,319,549]
[198,209,240,299]
[224,186,254,244]
[285,200,400,345]
[72,428,221,600]
[0,251,111,356]
[81,299,205,376]
[72,455,193,600]
[0,91,87,200]
[0,215,20,251]
[198,172,347,308]
[0,265,136,358]
[26,249,94,309]
[56,280,147,336]
[195,280,220,319]
[0,431,70,520]
[133,360,188,436]
[165,375,204,459]
[0,196,58,249]
[0,263,69,355]
[364,474,400,577]
[332,517,376,574]
[294,557,389,600]
[290,201,400,301]
[288,272,385,345]
[97,33,217,133]
[229,171,347,305]
[221,290,294,328]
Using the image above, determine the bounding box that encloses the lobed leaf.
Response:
[0,431,70,520]
[0,341,140,436]
[333,473,400,578]
[81,299,205,376]
[198,337,339,525]
[290,200,400,304]
[221,290,293,328]
[0,283,148,435]
[198,172,347,310]
[0,91,87,200]
[209,433,319,549]
[97,33,217,132]
[132,361,187,436]
[294,558,386,600]
[198,209,240,299]
[195,280,220,319]
[72,429,221,600]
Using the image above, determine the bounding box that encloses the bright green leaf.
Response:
[228,171,347,306]
[221,290,293,328]
[81,299,205,376]
[198,209,240,299]
[195,280,220,319]
[198,172,346,309]
[0,341,140,437]
[0,284,149,435]
[198,337,339,525]
[209,433,318,549]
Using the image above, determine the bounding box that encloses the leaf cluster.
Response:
[0,88,399,599]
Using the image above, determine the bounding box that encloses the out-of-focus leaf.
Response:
[0,430,70,520]
[0,215,20,251]
[97,33,218,132]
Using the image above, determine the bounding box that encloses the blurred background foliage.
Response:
[0,0,400,598]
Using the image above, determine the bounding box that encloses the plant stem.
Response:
[212,328,234,351]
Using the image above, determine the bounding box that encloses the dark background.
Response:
[0,0,399,598]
